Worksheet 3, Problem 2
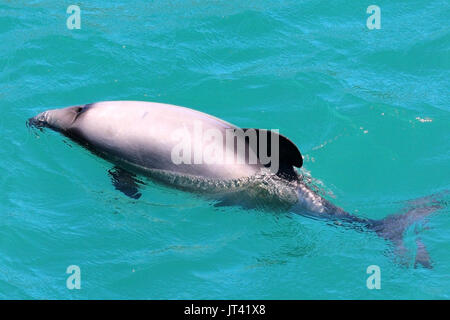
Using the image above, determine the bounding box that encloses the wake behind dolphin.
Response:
[28,101,445,268]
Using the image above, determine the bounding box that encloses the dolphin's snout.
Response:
[27,111,50,129]
[27,105,86,132]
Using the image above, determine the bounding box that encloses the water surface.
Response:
[1,0,449,299]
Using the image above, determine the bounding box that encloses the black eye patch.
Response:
[74,103,95,121]
[79,103,94,114]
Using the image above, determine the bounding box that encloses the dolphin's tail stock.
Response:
[288,178,446,268]
[367,191,448,268]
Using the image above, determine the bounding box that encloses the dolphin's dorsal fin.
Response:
[241,128,302,180]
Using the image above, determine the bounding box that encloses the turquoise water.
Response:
[1,0,449,299]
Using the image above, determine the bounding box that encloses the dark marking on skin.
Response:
[73,103,94,122]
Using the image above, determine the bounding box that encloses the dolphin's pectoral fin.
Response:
[241,128,302,180]
[108,166,144,199]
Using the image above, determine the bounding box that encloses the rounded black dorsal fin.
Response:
[241,128,302,180]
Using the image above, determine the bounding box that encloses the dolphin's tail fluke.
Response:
[368,191,447,268]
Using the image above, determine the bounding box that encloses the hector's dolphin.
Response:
[28,101,444,267]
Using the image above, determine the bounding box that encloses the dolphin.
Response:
[28,101,444,267]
